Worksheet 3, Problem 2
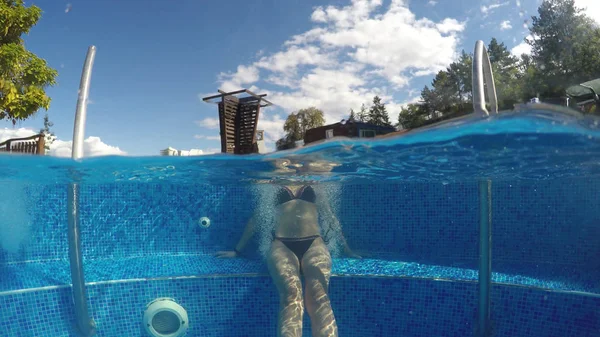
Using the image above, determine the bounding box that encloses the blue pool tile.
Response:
[1,255,598,294]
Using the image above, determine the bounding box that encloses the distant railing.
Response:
[0,134,45,155]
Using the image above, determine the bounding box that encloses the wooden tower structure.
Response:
[202,89,272,154]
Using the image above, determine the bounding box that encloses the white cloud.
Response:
[511,35,533,56]
[309,0,383,28]
[195,118,219,129]
[194,135,221,140]
[218,65,260,92]
[428,1,437,6]
[500,20,512,30]
[50,137,126,157]
[575,0,600,24]
[255,45,333,75]
[436,18,466,34]
[481,2,509,17]
[0,128,37,143]
[0,128,126,157]
[199,0,466,146]
[256,112,287,143]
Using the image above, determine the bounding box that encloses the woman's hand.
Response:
[215,250,239,258]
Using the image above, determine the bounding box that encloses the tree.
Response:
[398,103,428,129]
[39,113,55,153]
[367,96,392,126]
[348,109,356,121]
[395,0,600,130]
[276,107,325,150]
[0,0,58,125]
[487,38,523,110]
[357,103,368,122]
[527,0,600,98]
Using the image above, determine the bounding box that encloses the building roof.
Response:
[308,119,396,132]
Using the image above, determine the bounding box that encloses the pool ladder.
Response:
[68,45,97,337]
[472,40,497,337]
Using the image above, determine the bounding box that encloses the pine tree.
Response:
[348,109,356,121]
[357,104,368,122]
[367,96,392,126]
[39,114,55,153]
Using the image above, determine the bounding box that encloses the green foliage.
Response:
[357,103,368,122]
[348,98,391,125]
[398,103,428,129]
[527,0,600,98]
[0,0,57,124]
[348,109,356,121]
[397,0,600,129]
[276,107,325,150]
[367,96,392,127]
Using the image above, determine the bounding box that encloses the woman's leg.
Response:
[267,239,304,337]
[300,237,337,337]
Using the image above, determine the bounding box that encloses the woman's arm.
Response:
[234,213,257,253]
[215,213,257,258]
[321,201,361,258]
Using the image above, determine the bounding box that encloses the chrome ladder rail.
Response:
[472,40,496,337]
[472,40,498,116]
[477,180,493,337]
[68,45,97,337]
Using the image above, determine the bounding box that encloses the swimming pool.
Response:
[1,109,599,336]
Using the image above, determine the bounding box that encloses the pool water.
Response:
[0,108,599,336]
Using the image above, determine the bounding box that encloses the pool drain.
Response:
[143,298,188,337]
[199,217,210,228]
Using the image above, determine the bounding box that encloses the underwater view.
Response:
[2,0,600,336]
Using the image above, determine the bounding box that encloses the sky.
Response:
[1,0,599,157]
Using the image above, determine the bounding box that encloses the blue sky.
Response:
[1,0,596,156]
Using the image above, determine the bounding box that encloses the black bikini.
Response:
[275,185,316,205]
[274,185,320,260]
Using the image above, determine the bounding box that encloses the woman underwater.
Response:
[215,158,361,337]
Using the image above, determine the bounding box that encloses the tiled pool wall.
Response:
[2,276,598,337]
[1,177,600,336]
[2,178,599,271]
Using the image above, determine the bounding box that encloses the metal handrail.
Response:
[72,46,96,159]
[472,40,498,116]
[477,180,493,337]
[472,40,495,337]
[68,45,97,337]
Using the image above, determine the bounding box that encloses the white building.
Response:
[256,130,267,154]
[160,147,205,156]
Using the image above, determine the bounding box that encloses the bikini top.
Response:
[276,185,316,205]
